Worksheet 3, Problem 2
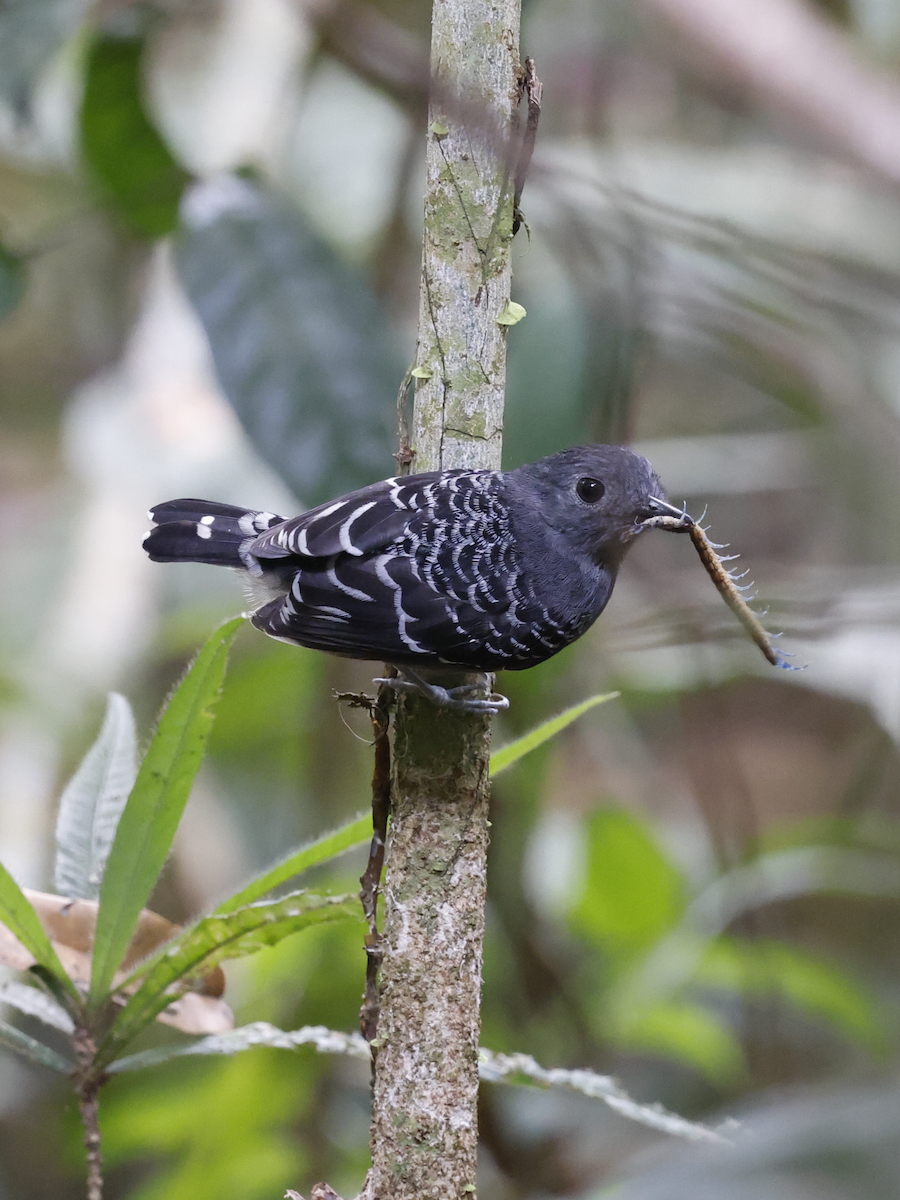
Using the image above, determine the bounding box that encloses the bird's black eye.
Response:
[576,476,605,504]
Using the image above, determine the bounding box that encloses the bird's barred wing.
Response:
[251,469,584,670]
[248,473,457,562]
[250,550,483,665]
[252,547,582,670]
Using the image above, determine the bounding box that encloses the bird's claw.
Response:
[373,673,509,713]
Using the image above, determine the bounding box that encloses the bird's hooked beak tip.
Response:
[629,496,694,538]
[645,496,689,520]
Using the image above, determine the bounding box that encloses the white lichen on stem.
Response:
[411,1,521,475]
[364,1,522,1197]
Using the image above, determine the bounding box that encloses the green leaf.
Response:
[97,891,359,1068]
[613,1000,745,1084]
[410,366,433,379]
[429,121,449,136]
[176,176,402,505]
[80,33,191,238]
[55,692,137,901]
[89,619,242,1007]
[490,692,618,776]
[0,982,74,1033]
[697,937,883,1050]
[0,1018,73,1074]
[215,815,372,913]
[569,809,684,961]
[0,861,78,1002]
[0,245,26,324]
[108,1020,369,1074]
[497,301,527,326]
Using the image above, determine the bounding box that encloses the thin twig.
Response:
[395,369,415,475]
[513,57,543,236]
[73,1027,105,1200]
[80,1084,103,1200]
[358,679,394,1048]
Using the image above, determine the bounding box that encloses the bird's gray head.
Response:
[509,444,673,567]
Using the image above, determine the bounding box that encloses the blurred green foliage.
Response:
[570,809,685,960]
[80,33,191,238]
[99,920,373,1200]
[0,244,26,324]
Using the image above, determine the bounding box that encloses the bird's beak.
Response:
[623,497,693,543]
[626,496,694,540]
[643,496,689,520]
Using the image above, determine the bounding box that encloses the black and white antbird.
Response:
[143,445,683,711]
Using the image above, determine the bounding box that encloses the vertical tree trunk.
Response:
[364,3,521,1198]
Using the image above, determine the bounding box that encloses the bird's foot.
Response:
[373,668,509,713]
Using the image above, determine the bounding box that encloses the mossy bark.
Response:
[367,703,493,1199]
[364,2,522,1198]
[410,1,520,476]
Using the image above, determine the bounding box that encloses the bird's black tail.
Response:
[143,499,284,568]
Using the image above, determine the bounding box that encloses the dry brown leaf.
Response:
[155,991,234,1035]
[0,890,232,1034]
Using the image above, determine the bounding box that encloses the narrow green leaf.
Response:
[97,891,359,1068]
[489,692,618,776]
[215,814,372,913]
[477,1048,730,1143]
[89,619,242,1007]
[0,862,78,1002]
[55,692,137,901]
[80,33,191,237]
[108,1021,369,1074]
[0,982,74,1033]
[0,1019,73,1074]
[410,366,433,379]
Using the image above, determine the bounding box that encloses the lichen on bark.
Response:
[368,701,492,1197]
[411,1,521,477]
[362,0,522,1197]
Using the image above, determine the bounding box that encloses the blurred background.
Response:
[3,0,900,1196]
